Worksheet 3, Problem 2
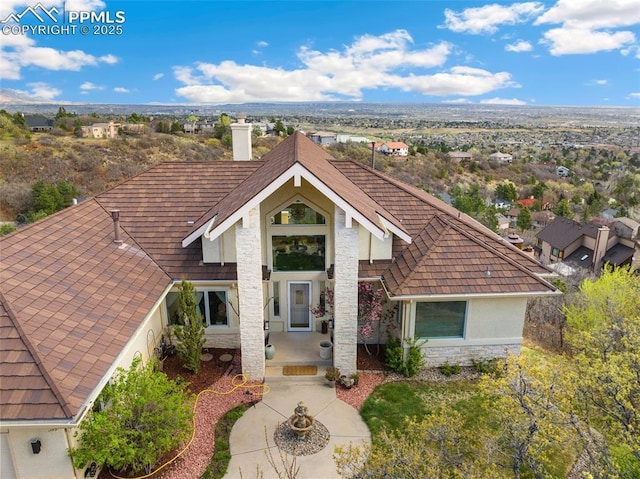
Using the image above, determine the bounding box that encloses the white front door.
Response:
[288,281,312,331]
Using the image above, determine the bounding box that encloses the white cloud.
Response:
[535,0,640,30]
[534,0,640,55]
[541,27,636,55]
[443,98,473,104]
[629,92,640,98]
[442,2,545,34]
[153,73,164,80]
[257,41,268,48]
[0,42,119,79]
[114,87,130,93]
[175,30,516,103]
[480,97,527,105]
[26,81,61,100]
[80,81,103,90]
[505,40,533,52]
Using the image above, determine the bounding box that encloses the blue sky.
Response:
[1,0,639,106]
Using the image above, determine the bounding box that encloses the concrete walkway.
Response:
[224,381,370,479]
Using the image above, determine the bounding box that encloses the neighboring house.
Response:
[488,152,513,163]
[307,131,337,146]
[492,199,512,210]
[378,141,409,156]
[82,121,120,139]
[556,166,570,176]
[496,213,511,233]
[23,114,53,132]
[0,124,558,478]
[515,196,537,209]
[182,120,198,133]
[336,134,372,144]
[448,151,473,162]
[536,217,638,272]
[611,217,640,241]
[531,210,555,229]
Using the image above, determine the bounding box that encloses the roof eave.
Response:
[196,163,391,244]
[387,290,562,301]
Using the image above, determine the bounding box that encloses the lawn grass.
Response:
[201,403,251,479]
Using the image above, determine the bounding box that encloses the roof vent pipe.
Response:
[371,141,376,169]
[111,210,123,245]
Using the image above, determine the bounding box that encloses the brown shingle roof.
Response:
[1,200,170,420]
[536,217,599,250]
[96,161,260,280]
[335,160,554,294]
[0,294,69,420]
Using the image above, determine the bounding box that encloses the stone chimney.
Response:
[593,225,610,270]
[230,115,252,161]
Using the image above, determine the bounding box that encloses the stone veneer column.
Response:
[333,205,359,375]
[235,205,265,380]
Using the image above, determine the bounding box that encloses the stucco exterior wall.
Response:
[407,296,528,367]
[358,226,393,261]
[202,229,237,264]
[4,427,75,479]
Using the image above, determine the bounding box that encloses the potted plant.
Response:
[325,366,340,388]
[350,373,360,386]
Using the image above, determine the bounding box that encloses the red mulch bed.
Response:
[161,348,237,394]
[97,345,389,478]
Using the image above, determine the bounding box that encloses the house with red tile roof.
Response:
[377,141,409,156]
[515,196,537,209]
[0,120,559,478]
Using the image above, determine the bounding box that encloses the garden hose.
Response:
[108,373,270,479]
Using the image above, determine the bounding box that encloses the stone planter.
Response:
[319,340,332,360]
[265,344,276,360]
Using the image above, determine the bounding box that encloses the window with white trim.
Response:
[166,289,229,327]
[415,301,466,338]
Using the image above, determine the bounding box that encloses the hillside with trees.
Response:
[1,108,638,230]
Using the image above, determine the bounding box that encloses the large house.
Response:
[0,120,558,478]
[536,216,639,273]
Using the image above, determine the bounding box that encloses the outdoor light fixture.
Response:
[328,319,334,329]
[30,438,41,454]
[264,320,270,331]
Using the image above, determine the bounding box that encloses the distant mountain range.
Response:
[0,88,71,106]
[1,88,638,127]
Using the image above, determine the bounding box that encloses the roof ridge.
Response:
[439,215,556,289]
[324,159,408,236]
[386,217,450,292]
[0,291,73,418]
[337,158,483,230]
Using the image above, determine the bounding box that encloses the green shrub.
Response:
[384,336,404,372]
[384,336,426,377]
[472,358,500,376]
[0,224,16,236]
[403,337,426,377]
[440,362,462,377]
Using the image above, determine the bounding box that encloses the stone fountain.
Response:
[287,401,314,439]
